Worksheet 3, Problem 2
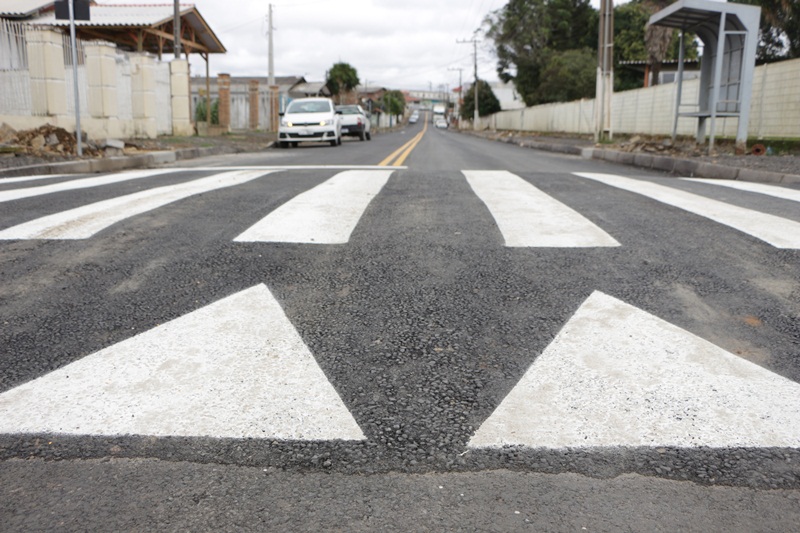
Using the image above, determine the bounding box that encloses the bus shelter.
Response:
[649,0,761,153]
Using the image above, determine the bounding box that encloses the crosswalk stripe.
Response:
[682,178,800,203]
[468,291,800,449]
[574,172,800,249]
[0,170,273,240]
[0,284,366,440]
[234,170,393,244]
[464,170,620,247]
[0,174,67,185]
[0,168,177,203]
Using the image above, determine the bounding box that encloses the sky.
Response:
[95,0,653,91]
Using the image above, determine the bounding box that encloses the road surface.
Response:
[1,120,799,531]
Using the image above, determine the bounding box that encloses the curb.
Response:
[462,130,800,185]
[0,142,274,179]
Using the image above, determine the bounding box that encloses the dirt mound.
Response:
[0,123,99,157]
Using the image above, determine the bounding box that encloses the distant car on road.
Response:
[278,97,341,148]
[434,117,448,129]
[409,112,419,124]
[335,105,371,141]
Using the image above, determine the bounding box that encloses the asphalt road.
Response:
[1,119,799,531]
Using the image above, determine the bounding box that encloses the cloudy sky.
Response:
[99,0,624,90]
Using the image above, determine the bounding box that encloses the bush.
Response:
[194,98,219,124]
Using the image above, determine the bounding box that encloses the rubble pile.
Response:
[0,123,100,157]
[614,135,705,156]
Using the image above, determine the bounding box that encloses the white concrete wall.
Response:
[154,62,173,135]
[0,25,186,139]
[477,57,800,140]
[170,59,192,137]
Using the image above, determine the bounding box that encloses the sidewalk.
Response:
[461,130,800,185]
[0,131,275,179]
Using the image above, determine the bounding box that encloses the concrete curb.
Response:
[0,142,274,179]
[461,130,800,185]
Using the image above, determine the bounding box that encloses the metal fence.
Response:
[0,19,31,115]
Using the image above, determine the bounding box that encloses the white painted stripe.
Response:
[190,165,406,171]
[0,174,67,184]
[0,170,272,240]
[463,170,620,247]
[575,172,800,249]
[0,284,365,440]
[235,169,393,244]
[683,177,800,203]
[469,291,800,449]
[0,168,177,203]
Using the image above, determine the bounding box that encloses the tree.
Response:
[380,90,406,117]
[533,49,597,103]
[615,0,697,89]
[484,0,597,106]
[643,0,675,86]
[732,0,800,61]
[194,98,218,124]
[460,79,501,120]
[326,62,359,104]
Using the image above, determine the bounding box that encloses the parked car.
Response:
[434,117,448,129]
[335,105,371,141]
[278,97,341,147]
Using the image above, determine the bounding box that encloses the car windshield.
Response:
[286,100,331,114]
[336,106,361,115]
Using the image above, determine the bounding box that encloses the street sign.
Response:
[55,0,90,21]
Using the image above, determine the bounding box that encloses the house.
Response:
[619,59,701,87]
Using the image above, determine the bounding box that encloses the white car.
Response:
[434,117,448,129]
[335,105,371,141]
[278,98,341,148]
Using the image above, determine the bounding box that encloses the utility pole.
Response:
[68,0,82,156]
[268,4,279,132]
[268,4,275,87]
[173,0,181,59]
[457,37,480,129]
[595,0,614,142]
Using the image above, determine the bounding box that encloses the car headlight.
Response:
[320,119,333,126]
[281,119,292,127]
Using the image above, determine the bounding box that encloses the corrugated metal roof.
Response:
[0,0,54,18]
[20,3,226,54]
[32,4,191,28]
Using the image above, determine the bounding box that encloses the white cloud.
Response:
[97,0,507,89]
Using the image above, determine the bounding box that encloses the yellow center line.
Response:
[378,113,429,167]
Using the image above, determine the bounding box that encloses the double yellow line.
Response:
[378,115,428,167]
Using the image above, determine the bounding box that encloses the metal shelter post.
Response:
[707,12,727,152]
[672,30,685,141]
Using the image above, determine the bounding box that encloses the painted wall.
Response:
[0,25,188,139]
[476,58,800,140]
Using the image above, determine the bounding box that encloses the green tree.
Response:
[460,79,502,120]
[534,49,597,103]
[381,90,406,116]
[326,62,360,104]
[194,98,219,124]
[484,0,598,106]
[615,0,698,90]
[732,0,800,61]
